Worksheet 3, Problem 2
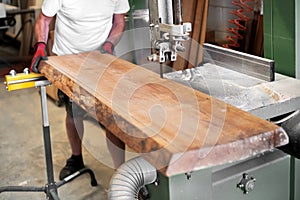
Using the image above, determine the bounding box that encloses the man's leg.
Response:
[65,112,83,156]
[106,130,125,169]
[59,96,86,180]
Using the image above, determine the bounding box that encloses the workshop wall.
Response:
[264,0,296,77]
[206,0,236,44]
[207,0,297,77]
[206,0,261,54]
[131,0,148,10]
[297,0,300,79]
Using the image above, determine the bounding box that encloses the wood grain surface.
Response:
[39,52,288,176]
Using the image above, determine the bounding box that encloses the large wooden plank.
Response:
[39,52,288,176]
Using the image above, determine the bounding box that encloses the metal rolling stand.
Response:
[0,69,98,200]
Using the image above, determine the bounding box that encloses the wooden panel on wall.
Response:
[172,0,197,71]
[173,0,209,70]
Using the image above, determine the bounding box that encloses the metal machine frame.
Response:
[147,0,191,63]
[160,43,300,200]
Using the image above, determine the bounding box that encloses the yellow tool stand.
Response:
[4,68,46,91]
[1,68,97,200]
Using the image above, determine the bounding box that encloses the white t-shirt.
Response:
[42,0,130,55]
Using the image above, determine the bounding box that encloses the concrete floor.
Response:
[0,79,137,199]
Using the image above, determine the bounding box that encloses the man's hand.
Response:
[30,42,47,73]
[100,41,114,55]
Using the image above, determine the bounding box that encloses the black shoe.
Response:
[59,156,85,180]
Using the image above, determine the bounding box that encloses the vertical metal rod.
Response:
[173,0,182,25]
[153,0,174,24]
[148,0,159,56]
[40,86,58,200]
[40,86,49,127]
[160,62,163,78]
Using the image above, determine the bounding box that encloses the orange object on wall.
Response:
[223,0,254,49]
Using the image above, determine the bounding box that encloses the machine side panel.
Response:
[212,150,290,200]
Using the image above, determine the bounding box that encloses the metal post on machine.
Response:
[172,0,182,25]
[147,0,192,77]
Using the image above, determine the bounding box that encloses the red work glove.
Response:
[30,42,47,73]
[100,41,114,55]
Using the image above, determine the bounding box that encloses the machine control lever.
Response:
[237,173,256,194]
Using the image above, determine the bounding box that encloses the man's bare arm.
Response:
[106,13,126,46]
[35,13,53,43]
[30,13,52,72]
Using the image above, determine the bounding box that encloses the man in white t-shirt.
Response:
[30,0,130,180]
